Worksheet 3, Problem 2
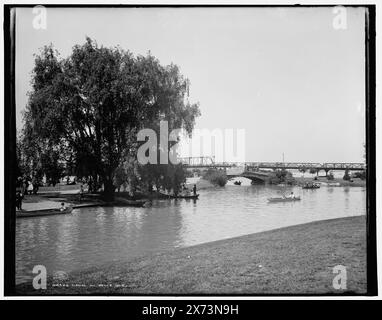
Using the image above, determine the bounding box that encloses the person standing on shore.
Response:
[79,184,84,202]
[27,182,34,195]
[16,191,23,210]
[22,178,28,195]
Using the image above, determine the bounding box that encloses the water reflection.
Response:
[16,184,366,284]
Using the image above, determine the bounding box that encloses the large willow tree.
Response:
[23,37,200,200]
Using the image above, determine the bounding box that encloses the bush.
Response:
[343,169,351,181]
[269,169,295,185]
[327,171,334,180]
[202,169,228,187]
[309,168,317,175]
[352,171,366,180]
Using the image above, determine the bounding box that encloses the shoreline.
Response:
[19,178,218,211]
[16,215,366,295]
[294,176,366,187]
[18,176,365,212]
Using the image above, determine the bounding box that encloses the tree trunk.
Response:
[103,178,115,202]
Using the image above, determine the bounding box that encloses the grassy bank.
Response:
[16,215,366,295]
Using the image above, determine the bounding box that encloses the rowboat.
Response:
[234,181,242,185]
[174,194,199,199]
[16,206,74,218]
[164,193,199,199]
[327,182,341,187]
[157,191,200,200]
[111,198,148,207]
[302,184,320,189]
[268,196,301,203]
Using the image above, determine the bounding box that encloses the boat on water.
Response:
[302,185,320,189]
[110,198,148,207]
[327,182,341,187]
[302,183,320,189]
[161,193,199,199]
[268,196,301,203]
[16,206,74,218]
[158,190,200,199]
[234,181,242,185]
[175,194,199,199]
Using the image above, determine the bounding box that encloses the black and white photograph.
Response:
[2,3,377,299]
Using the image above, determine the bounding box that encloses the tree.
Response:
[299,166,307,177]
[17,127,67,186]
[343,169,351,181]
[40,150,65,186]
[23,38,200,200]
[309,168,317,175]
[202,169,228,187]
[327,171,334,180]
[113,165,128,192]
[269,169,295,185]
[353,171,366,180]
[136,162,187,195]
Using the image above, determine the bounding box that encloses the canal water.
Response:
[16,182,366,284]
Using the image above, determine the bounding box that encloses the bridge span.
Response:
[178,157,365,171]
[226,168,271,183]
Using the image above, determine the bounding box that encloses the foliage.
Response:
[269,169,295,185]
[327,171,334,180]
[202,169,227,187]
[22,38,200,200]
[113,165,129,192]
[343,169,351,181]
[17,130,66,185]
[40,150,65,185]
[352,171,366,180]
[309,168,317,175]
[299,167,307,174]
[137,163,187,195]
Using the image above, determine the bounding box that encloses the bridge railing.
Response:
[178,158,366,170]
[245,162,322,170]
[245,162,366,171]
[322,163,365,170]
[178,156,216,166]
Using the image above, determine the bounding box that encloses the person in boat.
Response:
[289,192,295,199]
[193,184,197,196]
[181,183,190,196]
[183,186,191,196]
[60,202,66,212]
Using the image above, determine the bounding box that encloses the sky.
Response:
[15,6,366,163]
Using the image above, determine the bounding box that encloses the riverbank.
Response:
[295,176,366,187]
[19,178,219,211]
[16,215,366,295]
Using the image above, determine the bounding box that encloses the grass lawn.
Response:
[16,215,366,295]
